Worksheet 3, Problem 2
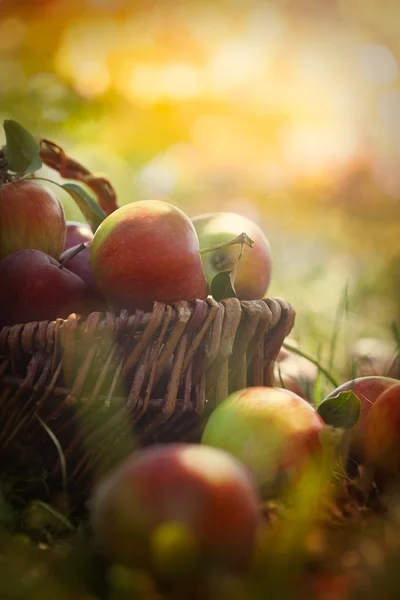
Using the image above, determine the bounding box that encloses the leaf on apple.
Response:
[62,183,106,233]
[317,390,361,430]
[210,270,237,301]
[3,120,43,175]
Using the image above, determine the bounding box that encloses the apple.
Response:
[363,382,400,478]
[0,249,89,326]
[192,212,272,300]
[275,339,317,401]
[91,444,260,574]
[90,201,208,312]
[60,244,107,312]
[201,387,324,493]
[63,220,94,252]
[0,180,66,260]
[324,376,399,463]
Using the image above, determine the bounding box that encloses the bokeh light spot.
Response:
[357,44,398,85]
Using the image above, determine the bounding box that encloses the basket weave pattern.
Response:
[0,296,295,497]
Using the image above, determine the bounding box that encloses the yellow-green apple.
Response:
[64,220,94,252]
[0,249,89,326]
[60,244,107,312]
[201,387,324,494]
[192,212,272,300]
[90,201,208,312]
[91,444,260,573]
[363,382,400,479]
[324,376,399,463]
[0,180,66,260]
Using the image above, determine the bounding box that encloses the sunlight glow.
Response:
[358,44,398,85]
[72,60,111,97]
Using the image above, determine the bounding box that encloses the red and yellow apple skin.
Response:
[91,444,260,571]
[0,180,66,260]
[192,212,272,300]
[364,382,400,477]
[90,201,208,312]
[201,387,324,492]
[324,376,399,463]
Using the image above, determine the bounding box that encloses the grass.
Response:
[0,311,399,598]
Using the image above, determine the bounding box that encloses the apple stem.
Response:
[59,242,87,270]
[199,232,255,256]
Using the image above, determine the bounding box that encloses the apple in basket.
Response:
[201,386,325,495]
[90,200,208,312]
[0,179,66,260]
[0,249,91,326]
[323,376,399,464]
[91,444,260,576]
[192,212,273,300]
[59,243,107,312]
[63,220,94,252]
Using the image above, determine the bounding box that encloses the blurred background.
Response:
[1,0,399,362]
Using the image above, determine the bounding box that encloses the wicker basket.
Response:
[0,296,294,506]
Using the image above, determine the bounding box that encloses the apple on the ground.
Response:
[363,381,400,480]
[201,386,324,494]
[324,376,399,463]
[91,444,260,575]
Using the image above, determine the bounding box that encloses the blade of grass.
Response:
[28,500,74,532]
[328,282,349,374]
[277,362,286,389]
[35,414,67,495]
[312,343,323,405]
[283,342,339,389]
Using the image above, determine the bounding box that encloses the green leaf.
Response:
[210,270,237,301]
[62,183,106,232]
[317,390,361,430]
[3,119,42,175]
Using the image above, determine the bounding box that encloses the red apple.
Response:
[324,376,399,463]
[91,444,260,573]
[63,221,94,252]
[201,387,324,493]
[0,249,89,326]
[192,212,272,300]
[90,201,208,312]
[60,244,107,312]
[0,180,66,260]
[364,382,400,477]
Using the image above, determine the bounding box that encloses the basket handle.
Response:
[39,138,119,216]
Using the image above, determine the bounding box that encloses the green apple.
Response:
[201,386,324,493]
[192,212,272,300]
